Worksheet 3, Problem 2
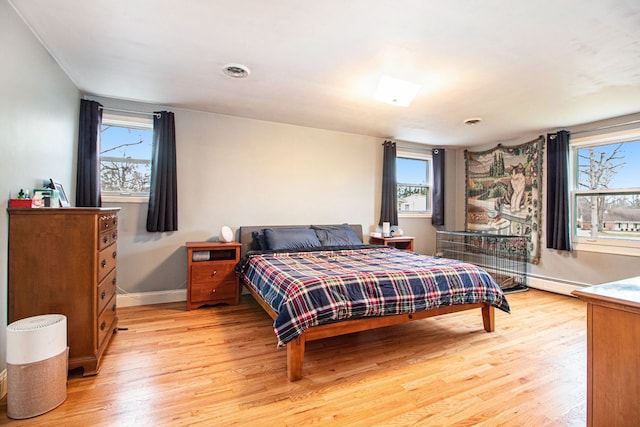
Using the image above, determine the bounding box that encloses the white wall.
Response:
[1,0,79,371]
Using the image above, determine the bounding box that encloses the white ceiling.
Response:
[9,0,640,146]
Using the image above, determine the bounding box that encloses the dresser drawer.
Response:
[97,268,117,315]
[190,279,238,303]
[97,295,117,349]
[99,214,118,233]
[99,229,118,250]
[190,262,235,285]
[98,245,117,282]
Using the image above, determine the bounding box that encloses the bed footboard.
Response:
[284,303,495,381]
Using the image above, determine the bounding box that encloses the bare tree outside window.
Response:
[575,139,640,241]
[578,144,625,236]
[100,118,153,195]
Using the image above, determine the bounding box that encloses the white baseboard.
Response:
[117,289,187,307]
[0,368,7,400]
[528,276,585,296]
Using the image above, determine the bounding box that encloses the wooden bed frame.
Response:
[237,225,496,381]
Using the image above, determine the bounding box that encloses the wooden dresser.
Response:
[8,207,120,376]
[572,278,640,427]
[186,241,241,310]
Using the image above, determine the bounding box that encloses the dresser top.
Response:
[572,276,640,308]
[8,207,120,215]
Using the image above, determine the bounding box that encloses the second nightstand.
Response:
[186,241,241,310]
[369,235,415,251]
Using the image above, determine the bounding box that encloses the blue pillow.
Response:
[312,224,362,246]
[251,230,268,250]
[263,227,322,250]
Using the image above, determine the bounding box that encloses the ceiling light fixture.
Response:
[222,63,251,79]
[464,118,482,125]
[374,76,420,107]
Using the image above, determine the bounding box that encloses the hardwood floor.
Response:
[0,289,587,426]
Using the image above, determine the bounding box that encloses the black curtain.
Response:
[379,140,398,226]
[76,99,103,207]
[147,111,178,232]
[431,148,445,226]
[546,130,572,251]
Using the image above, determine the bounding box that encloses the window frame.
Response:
[100,113,153,203]
[396,149,433,218]
[570,127,640,256]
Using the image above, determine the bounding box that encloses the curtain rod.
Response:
[381,141,435,153]
[98,106,161,118]
[570,119,640,136]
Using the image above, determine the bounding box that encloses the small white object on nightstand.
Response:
[219,226,233,242]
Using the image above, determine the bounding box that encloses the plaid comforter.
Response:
[237,246,510,346]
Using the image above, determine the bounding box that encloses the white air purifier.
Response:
[6,314,68,419]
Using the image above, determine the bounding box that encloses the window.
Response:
[571,128,640,253]
[100,113,153,200]
[396,151,432,216]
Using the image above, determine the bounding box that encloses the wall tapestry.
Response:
[465,135,544,264]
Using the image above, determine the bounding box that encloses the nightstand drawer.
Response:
[190,280,238,303]
[190,262,235,285]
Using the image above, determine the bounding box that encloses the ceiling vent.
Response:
[222,63,250,79]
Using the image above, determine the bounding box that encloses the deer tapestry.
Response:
[465,136,544,264]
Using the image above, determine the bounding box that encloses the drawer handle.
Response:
[211,289,217,294]
[112,232,118,240]
[112,277,117,286]
[104,223,109,229]
[112,304,116,312]
[112,251,117,259]
[101,290,106,300]
[101,259,107,268]
[100,321,106,331]
[103,236,109,244]
[210,270,217,277]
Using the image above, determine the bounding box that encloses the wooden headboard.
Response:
[238,224,363,257]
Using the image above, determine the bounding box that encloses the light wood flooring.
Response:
[0,289,587,426]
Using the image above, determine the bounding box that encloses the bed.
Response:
[236,224,510,381]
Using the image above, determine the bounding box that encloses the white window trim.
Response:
[101,113,153,204]
[570,127,640,256]
[397,149,433,219]
[102,193,150,204]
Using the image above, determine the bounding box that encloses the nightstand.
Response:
[369,235,414,251]
[186,241,241,310]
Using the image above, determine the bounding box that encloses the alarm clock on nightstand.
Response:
[219,225,234,242]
